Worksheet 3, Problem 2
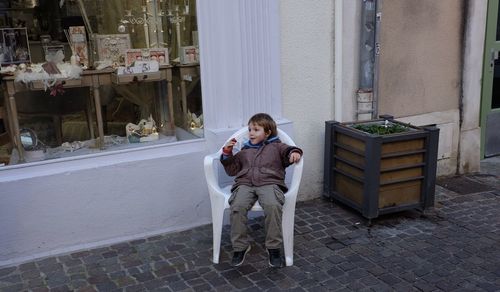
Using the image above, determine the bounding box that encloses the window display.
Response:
[0,0,202,166]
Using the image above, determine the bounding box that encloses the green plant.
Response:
[352,121,409,135]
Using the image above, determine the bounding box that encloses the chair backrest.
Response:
[216,127,301,189]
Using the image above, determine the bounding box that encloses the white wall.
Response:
[0,140,211,266]
[280,0,335,200]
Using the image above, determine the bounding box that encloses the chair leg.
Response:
[282,208,296,266]
[211,207,225,264]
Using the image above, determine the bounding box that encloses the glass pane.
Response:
[494,56,500,108]
[1,0,203,165]
[496,2,500,41]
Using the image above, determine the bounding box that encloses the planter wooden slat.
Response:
[335,174,364,205]
[379,180,421,208]
[380,167,423,183]
[381,138,425,154]
[324,116,440,220]
[381,153,424,168]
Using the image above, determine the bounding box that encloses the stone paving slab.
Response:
[0,174,499,291]
[437,175,495,194]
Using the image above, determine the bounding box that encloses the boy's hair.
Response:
[248,113,278,137]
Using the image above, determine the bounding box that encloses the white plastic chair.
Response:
[204,127,304,266]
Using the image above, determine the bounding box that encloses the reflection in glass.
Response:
[497,3,500,41]
[20,128,38,151]
[493,58,500,108]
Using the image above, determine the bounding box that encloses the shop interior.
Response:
[0,0,202,165]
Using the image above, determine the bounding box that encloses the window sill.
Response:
[0,136,206,183]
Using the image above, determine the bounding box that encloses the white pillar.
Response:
[197,0,282,130]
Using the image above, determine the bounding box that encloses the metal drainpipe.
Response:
[357,0,380,120]
[334,0,344,122]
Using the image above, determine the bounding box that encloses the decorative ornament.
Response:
[118,24,126,33]
[125,115,159,143]
[49,82,65,96]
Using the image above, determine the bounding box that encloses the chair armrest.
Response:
[204,152,225,196]
[286,158,304,198]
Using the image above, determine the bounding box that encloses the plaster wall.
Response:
[280,0,334,200]
[459,0,487,173]
[340,1,362,123]
[462,0,487,132]
[397,110,460,176]
[377,0,462,117]
[373,0,483,175]
[0,141,211,266]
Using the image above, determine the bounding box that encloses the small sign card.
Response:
[125,48,168,67]
[69,26,88,67]
[95,34,131,65]
[116,60,159,75]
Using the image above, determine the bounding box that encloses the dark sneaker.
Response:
[267,249,282,268]
[231,245,251,267]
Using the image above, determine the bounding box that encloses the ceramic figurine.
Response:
[125,114,159,143]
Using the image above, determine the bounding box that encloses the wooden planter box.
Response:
[323,115,440,220]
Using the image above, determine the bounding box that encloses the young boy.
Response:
[220,113,302,267]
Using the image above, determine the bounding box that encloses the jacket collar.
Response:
[243,135,280,149]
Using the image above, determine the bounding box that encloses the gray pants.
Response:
[229,184,285,251]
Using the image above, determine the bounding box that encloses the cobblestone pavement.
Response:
[0,169,499,291]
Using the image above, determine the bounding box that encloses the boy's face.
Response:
[248,123,270,145]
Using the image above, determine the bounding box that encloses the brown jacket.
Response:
[220,139,302,192]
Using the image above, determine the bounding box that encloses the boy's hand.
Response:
[222,138,237,155]
[289,152,301,163]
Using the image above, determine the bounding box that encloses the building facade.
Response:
[0,0,490,266]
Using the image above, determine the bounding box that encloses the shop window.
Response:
[0,0,203,166]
